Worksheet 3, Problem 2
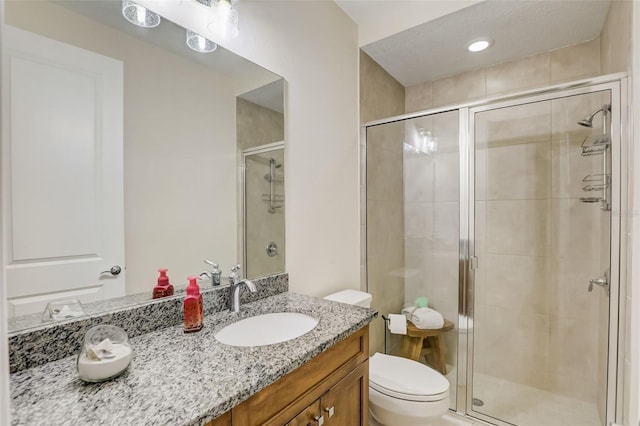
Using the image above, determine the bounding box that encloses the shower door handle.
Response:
[588,269,610,296]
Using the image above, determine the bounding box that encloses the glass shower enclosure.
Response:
[363,76,625,426]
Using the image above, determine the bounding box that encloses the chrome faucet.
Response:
[229,264,257,312]
[199,259,222,286]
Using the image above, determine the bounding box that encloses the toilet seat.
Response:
[370,353,449,402]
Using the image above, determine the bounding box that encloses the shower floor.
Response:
[470,373,601,426]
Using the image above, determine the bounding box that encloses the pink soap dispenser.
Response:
[184,276,204,333]
[153,268,174,299]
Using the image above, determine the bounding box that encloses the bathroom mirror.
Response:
[2,0,285,329]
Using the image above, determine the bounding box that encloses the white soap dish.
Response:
[77,325,132,383]
[42,299,86,322]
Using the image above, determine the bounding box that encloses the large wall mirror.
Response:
[2,0,285,329]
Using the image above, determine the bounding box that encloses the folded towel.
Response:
[402,306,444,329]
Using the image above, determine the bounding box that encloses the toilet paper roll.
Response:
[387,314,407,335]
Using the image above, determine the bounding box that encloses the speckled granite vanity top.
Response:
[10,292,377,426]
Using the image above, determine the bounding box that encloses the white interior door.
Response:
[2,26,125,317]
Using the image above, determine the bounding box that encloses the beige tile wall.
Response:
[243,149,285,278]
[473,91,609,409]
[404,38,612,406]
[406,39,601,113]
[360,51,405,355]
[236,98,284,151]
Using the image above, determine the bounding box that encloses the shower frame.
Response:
[361,73,628,426]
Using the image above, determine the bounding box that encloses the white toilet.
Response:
[324,290,450,426]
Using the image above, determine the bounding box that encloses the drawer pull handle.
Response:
[314,415,324,426]
[324,406,335,417]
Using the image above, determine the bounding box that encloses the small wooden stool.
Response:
[398,319,455,374]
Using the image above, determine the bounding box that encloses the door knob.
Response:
[314,415,324,426]
[324,406,335,417]
[100,265,122,276]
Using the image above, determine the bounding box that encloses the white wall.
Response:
[229,1,360,296]
[140,0,361,297]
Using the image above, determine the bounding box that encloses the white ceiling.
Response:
[337,0,611,86]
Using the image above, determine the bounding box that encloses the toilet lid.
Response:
[370,353,450,402]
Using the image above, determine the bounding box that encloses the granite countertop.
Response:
[10,292,377,426]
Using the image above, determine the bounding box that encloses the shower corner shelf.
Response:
[581,135,610,157]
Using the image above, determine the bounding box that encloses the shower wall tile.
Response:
[551,199,602,259]
[360,51,405,123]
[432,69,486,107]
[404,202,434,240]
[550,38,601,83]
[549,257,601,321]
[404,155,434,202]
[433,202,459,251]
[434,152,460,202]
[361,48,406,355]
[485,254,550,316]
[428,251,459,318]
[549,314,599,401]
[367,199,404,256]
[476,101,551,148]
[477,305,550,390]
[600,0,632,75]
[486,52,550,96]
[366,125,404,202]
[486,199,550,256]
[368,250,405,355]
[432,111,460,151]
[405,80,433,113]
[486,141,551,201]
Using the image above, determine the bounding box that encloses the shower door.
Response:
[468,86,620,426]
[242,143,285,278]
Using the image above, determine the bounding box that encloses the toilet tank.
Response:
[323,289,372,308]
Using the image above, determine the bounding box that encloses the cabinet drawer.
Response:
[232,325,369,426]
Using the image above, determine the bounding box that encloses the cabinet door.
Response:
[205,411,231,426]
[286,400,321,426]
[320,360,369,426]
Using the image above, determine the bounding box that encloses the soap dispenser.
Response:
[183,276,204,333]
[153,268,174,299]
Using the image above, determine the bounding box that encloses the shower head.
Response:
[270,158,282,168]
[577,104,611,128]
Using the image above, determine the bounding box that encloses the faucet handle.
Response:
[230,264,242,274]
[203,259,219,270]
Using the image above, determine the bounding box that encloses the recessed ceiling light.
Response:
[468,39,492,53]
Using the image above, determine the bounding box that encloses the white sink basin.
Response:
[214,312,319,347]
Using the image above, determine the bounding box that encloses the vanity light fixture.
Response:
[467,38,493,52]
[186,29,218,53]
[208,0,239,39]
[122,0,161,28]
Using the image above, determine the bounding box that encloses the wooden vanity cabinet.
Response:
[285,361,368,426]
[206,325,369,426]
